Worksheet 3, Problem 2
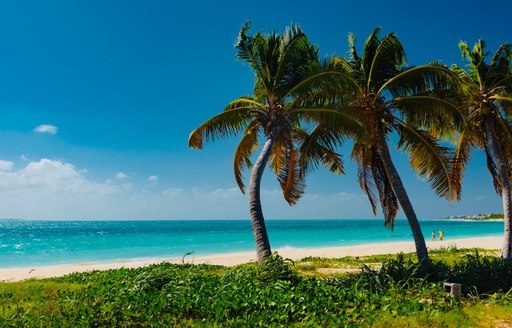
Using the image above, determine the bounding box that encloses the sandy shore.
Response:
[0,236,502,282]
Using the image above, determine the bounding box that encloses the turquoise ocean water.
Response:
[0,219,504,268]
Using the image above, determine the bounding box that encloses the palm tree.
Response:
[451,40,512,258]
[332,28,462,267]
[189,23,361,263]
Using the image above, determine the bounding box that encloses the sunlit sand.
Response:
[0,236,502,282]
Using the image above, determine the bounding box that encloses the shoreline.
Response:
[0,236,502,282]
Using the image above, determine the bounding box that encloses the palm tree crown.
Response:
[341,28,461,226]
[451,40,512,257]
[331,27,461,265]
[189,22,361,262]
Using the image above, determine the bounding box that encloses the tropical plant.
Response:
[189,23,361,263]
[6,252,512,327]
[451,40,512,258]
[331,28,462,267]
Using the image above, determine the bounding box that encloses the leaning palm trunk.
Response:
[486,119,512,258]
[378,136,430,267]
[249,136,276,263]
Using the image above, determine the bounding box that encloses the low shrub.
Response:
[1,251,511,327]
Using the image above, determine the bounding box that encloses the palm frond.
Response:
[461,40,488,84]
[495,115,512,164]
[396,123,454,200]
[390,95,465,137]
[367,32,406,90]
[450,129,474,200]
[458,41,471,62]
[260,31,282,94]
[482,138,502,195]
[235,22,269,90]
[233,122,260,193]
[381,64,458,98]
[375,162,399,228]
[283,56,359,103]
[351,142,378,215]
[490,43,512,71]
[360,27,383,81]
[277,148,306,205]
[495,94,512,116]
[490,95,512,104]
[291,107,364,137]
[274,25,319,96]
[223,96,265,112]
[347,32,360,63]
[352,142,398,226]
[493,75,512,91]
[269,140,285,177]
[451,64,480,97]
[296,126,344,176]
[189,98,261,148]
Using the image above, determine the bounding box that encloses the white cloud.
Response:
[148,175,158,182]
[20,154,29,161]
[115,172,128,179]
[34,124,58,135]
[0,160,14,171]
[203,187,240,199]
[0,159,121,219]
[0,159,375,220]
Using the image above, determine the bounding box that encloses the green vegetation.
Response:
[2,249,512,327]
[438,213,504,220]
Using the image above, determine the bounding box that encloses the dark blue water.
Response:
[0,219,503,268]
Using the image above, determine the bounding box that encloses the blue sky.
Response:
[0,0,510,220]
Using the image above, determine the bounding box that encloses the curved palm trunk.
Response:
[486,119,512,258]
[378,136,430,267]
[249,135,276,263]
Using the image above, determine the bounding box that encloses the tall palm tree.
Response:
[332,28,462,267]
[451,40,512,258]
[189,23,361,263]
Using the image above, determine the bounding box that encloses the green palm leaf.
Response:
[390,95,465,137]
[189,97,263,148]
[482,138,501,195]
[396,122,454,200]
[274,25,318,96]
[296,126,344,176]
[235,22,268,89]
[367,32,405,90]
[450,128,475,200]
[351,142,398,226]
[189,105,255,149]
[382,64,458,98]
[276,147,306,205]
[233,122,260,193]
[291,107,364,137]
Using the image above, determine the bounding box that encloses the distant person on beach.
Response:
[439,229,444,241]
[432,230,436,241]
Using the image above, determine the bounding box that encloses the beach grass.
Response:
[1,248,512,327]
[294,247,501,277]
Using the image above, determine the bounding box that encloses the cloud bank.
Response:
[0,158,375,220]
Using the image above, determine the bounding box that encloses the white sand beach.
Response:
[0,236,502,282]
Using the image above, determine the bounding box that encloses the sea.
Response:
[0,219,504,268]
